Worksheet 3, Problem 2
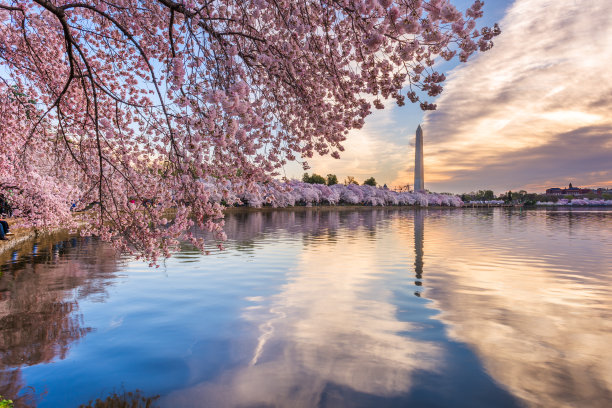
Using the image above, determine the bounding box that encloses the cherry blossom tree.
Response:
[0,0,499,262]
[241,181,464,207]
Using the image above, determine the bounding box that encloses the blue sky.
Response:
[285,0,612,194]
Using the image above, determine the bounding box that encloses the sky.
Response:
[285,0,612,194]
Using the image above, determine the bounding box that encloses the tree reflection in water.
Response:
[0,234,122,405]
[5,208,602,407]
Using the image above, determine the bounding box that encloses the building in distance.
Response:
[546,183,612,196]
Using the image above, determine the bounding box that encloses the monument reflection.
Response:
[165,209,441,407]
[414,209,424,296]
[2,208,609,407]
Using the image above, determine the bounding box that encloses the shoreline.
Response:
[0,224,39,255]
[0,224,70,266]
[2,204,610,258]
[0,206,451,258]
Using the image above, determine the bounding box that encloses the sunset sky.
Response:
[285,0,612,194]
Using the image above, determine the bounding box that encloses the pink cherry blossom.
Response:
[226,180,463,209]
[0,0,496,262]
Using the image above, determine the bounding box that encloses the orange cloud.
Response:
[422,0,612,193]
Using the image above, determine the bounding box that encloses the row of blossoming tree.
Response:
[0,0,498,262]
[203,179,463,207]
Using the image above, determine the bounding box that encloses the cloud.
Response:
[422,0,612,193]
[284,99,419,186]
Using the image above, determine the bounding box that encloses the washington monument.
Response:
[414,124,425,192]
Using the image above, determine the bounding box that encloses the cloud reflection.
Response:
[164,210,440,407]
[423,210,612,407]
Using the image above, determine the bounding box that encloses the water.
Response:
[1,208,611,407]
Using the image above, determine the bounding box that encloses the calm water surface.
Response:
[1,208,611,407]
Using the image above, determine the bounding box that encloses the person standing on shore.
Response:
[0,219,9,240]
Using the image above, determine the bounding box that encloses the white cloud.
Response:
[422,0,612,193]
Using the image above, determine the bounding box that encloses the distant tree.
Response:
[326,174,338,186]
[462,189,497,201]
[302,172,325,184]
[483,190,495,201]
[363,177,377,186]
[344,176,358,185]
[309,174,326,184]
[534,194,556,203]
[509,190,529,202]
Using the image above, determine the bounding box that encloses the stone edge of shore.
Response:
[0,224,65,258]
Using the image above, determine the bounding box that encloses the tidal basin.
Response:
[1,208,611,407]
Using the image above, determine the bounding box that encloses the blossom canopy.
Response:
[0,0,498,261]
